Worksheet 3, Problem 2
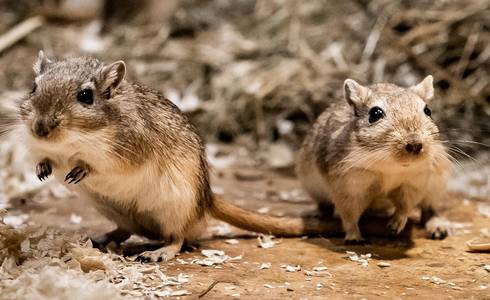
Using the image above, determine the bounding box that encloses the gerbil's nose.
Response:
[34,120,49,137]
[405,142,423,154]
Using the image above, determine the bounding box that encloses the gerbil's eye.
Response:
[424,105,432,117]
[368,106,384,123]
[77,89,94,105]
[31,81,37,94]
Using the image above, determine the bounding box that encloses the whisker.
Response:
[339,146,391,173]
[444,152,464,170]
[440,140,490,148]
[446,146,477,163]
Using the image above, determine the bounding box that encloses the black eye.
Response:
[31,81,37,94]
[77,89,93,105]
[368,106,384,123]
[424,105,431,116]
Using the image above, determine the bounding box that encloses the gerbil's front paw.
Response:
[425,217,450,240]
[65,163,90,184]
[36,159,52,181]
[387,214,408,236]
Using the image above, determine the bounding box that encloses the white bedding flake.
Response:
[258,262,271,270]
[258,235,275,249]
[346,251,371,268]
[192,249,242,266]
[282,265,301,272]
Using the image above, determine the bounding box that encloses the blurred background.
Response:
[0,0,488,180]
[1,0,488,149]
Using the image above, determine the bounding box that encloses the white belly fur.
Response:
[298,155,448,212]
[23,128,200,239]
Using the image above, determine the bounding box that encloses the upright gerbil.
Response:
[297,76,451,244]
[18,51,331,262]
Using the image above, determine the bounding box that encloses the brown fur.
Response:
[19,52,334,261]
[297,77,452,243]
[211,195,307,236]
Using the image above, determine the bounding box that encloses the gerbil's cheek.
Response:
[19,102,33,121]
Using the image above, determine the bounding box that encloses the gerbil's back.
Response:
[298,101,354,171]
[108,82,205,165]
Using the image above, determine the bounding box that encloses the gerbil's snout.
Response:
[404,134,424,155]
[405,142,423,155]
[32,118,59,138]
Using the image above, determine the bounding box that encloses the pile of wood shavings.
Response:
[0,210,194,299]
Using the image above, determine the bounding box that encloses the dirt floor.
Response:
[4,145,489,300]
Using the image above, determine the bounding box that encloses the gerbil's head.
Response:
[343,76,448,170]
[19,51,126,142]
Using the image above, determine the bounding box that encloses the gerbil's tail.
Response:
[210,195,341,237]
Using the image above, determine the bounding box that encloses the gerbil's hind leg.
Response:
[421,205,449,240]
[330,174,375,245]
[91,227,131,249]
[36,158,52,181]
[136,236,184,262]
[335,198,370,245]
[65,161,90,184]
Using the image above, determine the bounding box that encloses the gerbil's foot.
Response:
[65,163,90,184]
[387,214,408,236]
[91,228,131,249]
[136,245,179,263]
[425,216,450,240]
[344,229,368,245]
[136,238,184,263]
[36,159,52,181]
[345,238,370,246]
[341,218,366,245]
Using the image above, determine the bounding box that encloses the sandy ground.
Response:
[6,157,490,300]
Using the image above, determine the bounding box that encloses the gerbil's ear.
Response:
[33,50,52,75]
[99,61,126,98]
[344,79,369,108]
[410,75,434,101]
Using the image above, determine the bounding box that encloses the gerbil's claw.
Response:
[387,214,408,236]
[425,216,449,240]
[345,239,370,246]
[135,254,152,263]
[136,248,176,263]
[65,166,89,184]
[429,228,448,240]
[36,159,52,182]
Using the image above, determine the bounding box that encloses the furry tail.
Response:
[210,195,413,237]
[210,195,342,237]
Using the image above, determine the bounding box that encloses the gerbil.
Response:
[297,77,452,244]
[18,51,338,262]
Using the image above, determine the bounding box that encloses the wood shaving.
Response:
[257,235,275,249]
